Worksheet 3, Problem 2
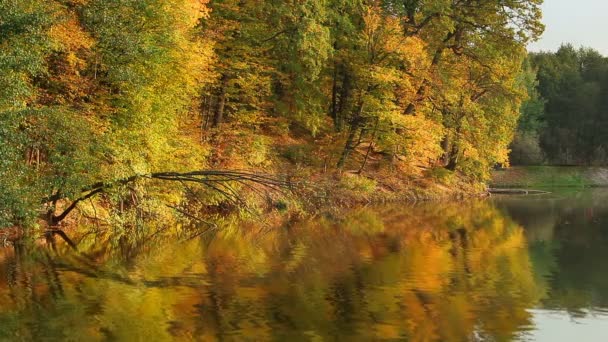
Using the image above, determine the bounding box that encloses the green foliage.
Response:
[0,0,547,227]
[510,132,544,165]
[0,0,55,109]
[0,0,58,226]
[269,0,333,133]
[426,167,455,186]
[282,144,315,165]
[0,0,207,228]
[525,45,608,165]
[491,166,592,188]
[82,0,207,175]
[517,57,546,134]
[339,174,377,194]
[245,135,271,167]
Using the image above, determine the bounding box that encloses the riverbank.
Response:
[45,168,486,233]
[0,170,484,248]
[491,166,608,188]
[298,170,486,209]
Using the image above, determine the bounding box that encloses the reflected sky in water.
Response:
[494,189,608,341]
[0,190,607,340]
[525,309,608,342]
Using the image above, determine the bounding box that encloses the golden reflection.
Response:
[0,201,545,341]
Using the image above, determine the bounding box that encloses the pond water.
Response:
[1,190,608,341]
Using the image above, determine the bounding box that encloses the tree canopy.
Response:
[0,0,544,228]
[512,45,608,165]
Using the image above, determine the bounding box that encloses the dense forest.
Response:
[512,45,608,165]
[0,0,544,229]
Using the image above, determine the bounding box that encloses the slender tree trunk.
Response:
[204,95,215,129]
[403,47,444,115]
[212,76,228,128]
[336,70,351,132]
[330,63,339,126]
[337,123,359,170]
[337,102,364,169]
[200,95,209,142]
[358,118,379,174]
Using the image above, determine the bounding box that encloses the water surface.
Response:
[1,190,608,341]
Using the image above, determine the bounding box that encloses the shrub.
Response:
[426,167,456,185]
[339,174,377,194]
[510,132,544,165]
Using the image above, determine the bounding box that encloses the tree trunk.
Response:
[403,29,457,115]
[212,76,228,128]
[337,123,359,170]
[358,118,379,174]
[440,134,450,166]
[404,79,429,115]
[330,63,339,126]
[336,70,351,132]
[337,102,364,169]
[200,95,209,141]
[445,144,459,171]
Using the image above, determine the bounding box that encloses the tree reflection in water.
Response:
[0,198,586,341]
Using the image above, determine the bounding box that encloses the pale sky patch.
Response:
[528,0,608,55]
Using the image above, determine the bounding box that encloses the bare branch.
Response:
[45,170,295,224]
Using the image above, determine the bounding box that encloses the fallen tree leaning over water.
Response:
[42,170,294,225]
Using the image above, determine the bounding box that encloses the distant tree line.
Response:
[512,45,608,165]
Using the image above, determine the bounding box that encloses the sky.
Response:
[527,0,608,55]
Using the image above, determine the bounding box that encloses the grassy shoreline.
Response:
[264,172,490,231]
[491,166,608,188]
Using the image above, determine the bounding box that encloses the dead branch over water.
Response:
[43,170,295,225]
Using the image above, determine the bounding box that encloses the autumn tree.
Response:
[201,0,272,129]
[0,0,210,227]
